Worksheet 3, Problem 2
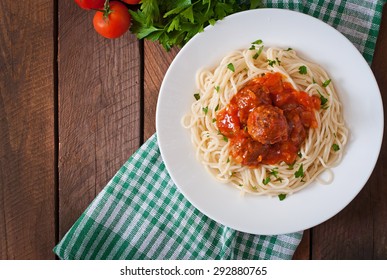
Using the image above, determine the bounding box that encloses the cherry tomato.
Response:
[93,1,131,39]
[74,0,105,10]
[120,0,141,4]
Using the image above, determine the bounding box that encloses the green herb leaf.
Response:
[275,177,283,183]
[215,86,220,92]
[215,104,219,111]
[278,194,287,201]
[294,163,304,178]
[322,79,331,87]
[332,144,340,152]
[317,89,328,109]
[202,106,208,115]
[253,45,264,59]
[298,65,307,74]
[194,93,200,100]
[268,167,283,183]
[269,168,279,178]
[262,177,271,185]
[180,6,194,23]
[130,0,263,51]
[267,59,275,66]
[223,136,228,142]
[251,39,263,45]
[227,63,235,72]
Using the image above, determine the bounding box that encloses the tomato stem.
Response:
[102,0,112,19]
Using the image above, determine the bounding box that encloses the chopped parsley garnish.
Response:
[275,177,283,183]
[294,163,304,178]
[278,194,287,201]
[227,63,235,72]
[298,65,307,74]
[215,86,220,92]
[269,168,279,178]
[251,39,263,45]
[194,93,200,100]
[267,58,281,66]
[317,89,328,109]
[286,47,293,51]
[332,144,340,152]
[268,168,283,183]
[215,104,219,111]
[260,168,284,184]
[322,79,331,87]
[223,136,228,142]
[202,106,208,115]
[253,45,264,59]
[212,118,216,123]
[267,59,276,67]
[262,177,271,185]
[297,151,302,158]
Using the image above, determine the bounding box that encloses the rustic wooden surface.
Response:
[0,1,386,259]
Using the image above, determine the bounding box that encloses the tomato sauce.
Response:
[216,72,320,167]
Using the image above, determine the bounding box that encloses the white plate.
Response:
[156,9,383,235]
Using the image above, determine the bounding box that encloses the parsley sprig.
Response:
[130,0,261,51]
[262,168,283,185]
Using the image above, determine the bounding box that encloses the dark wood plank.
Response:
[58,2,141,238]
[143,41,180,140]
[0,0,56,259]
[369,4,387,260]
[293,230,310,259]
[312,4,387,259]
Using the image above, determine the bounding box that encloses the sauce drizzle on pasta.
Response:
[216,72,321,167]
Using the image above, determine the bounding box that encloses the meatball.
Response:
[247,105,288,144]
[229,133,269,166]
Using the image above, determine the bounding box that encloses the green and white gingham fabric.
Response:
[54,0,385,260]
[262,0,386,63]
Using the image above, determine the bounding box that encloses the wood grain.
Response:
[369,4,387,260]
[293,230,310,259]
[57,1,141,238]
[143,41,180,140]
[0,0,56,259]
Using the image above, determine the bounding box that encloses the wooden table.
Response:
[1,1,386,260]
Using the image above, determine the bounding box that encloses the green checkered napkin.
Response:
[54,1,385,260]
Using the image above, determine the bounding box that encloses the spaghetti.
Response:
[182,42,348,197]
